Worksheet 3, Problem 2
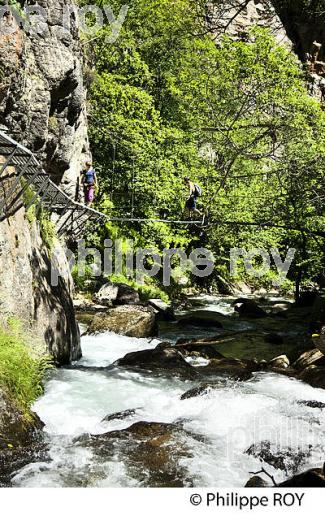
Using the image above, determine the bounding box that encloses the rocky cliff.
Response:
[0,0,85,363]
[271,0,325,61]
[0,0,90,198]
[209,0,325,102]
[0,206,81,364]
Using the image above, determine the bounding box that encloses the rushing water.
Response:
[12,297,325,487]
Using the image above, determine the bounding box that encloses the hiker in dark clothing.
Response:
[184,177,203,220]
[81,161,98,207]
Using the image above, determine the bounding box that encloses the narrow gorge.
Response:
[0,0,324,489]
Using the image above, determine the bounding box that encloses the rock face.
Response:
[87,305,157,338]
[0,388,43,446]
[0,387,48,486]
[0,0,90,197]
[271,0,325,62]
[209,1,292,49]
[0,207,81,364]
[209,1,325,104]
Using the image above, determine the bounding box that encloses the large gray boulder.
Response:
[93,283,119,306]
[94,283,139,306]
[234,299,267,319]
[87,305,156,338]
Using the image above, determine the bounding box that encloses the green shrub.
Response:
[0,322,51,417]
[108,273,170,303]
[71,264,96,292]
[38,210,56,252]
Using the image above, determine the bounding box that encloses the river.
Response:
[12,296,325,487]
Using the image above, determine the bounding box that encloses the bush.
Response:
[0,321,51,417]
[108,273,170,303]
[38,210,56,252]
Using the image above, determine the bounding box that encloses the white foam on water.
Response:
[12,320,325,487]
[78,331,159,367]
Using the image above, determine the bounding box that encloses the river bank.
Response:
[4,292,324,487]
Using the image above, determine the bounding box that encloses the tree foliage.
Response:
[84,0,325,293]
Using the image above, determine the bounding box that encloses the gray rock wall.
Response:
[0,0,90,198]
[0,206,81,364]
[0,1,84,364]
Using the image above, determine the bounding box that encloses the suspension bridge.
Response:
[0,130,324,240]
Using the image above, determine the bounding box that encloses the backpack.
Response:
[194,184,202,197]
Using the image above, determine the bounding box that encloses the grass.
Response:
[0,320,51,417]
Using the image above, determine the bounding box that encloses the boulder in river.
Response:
[278,466,325,487]
[116,345,197,379]
[175,338,226,360]
[298,366,325,390]
[312,331,325,353]
[0,388,48,486]
[101,408,140,423]
[93,283,119,306]
[177,310,224,328]
[271,302,292,313]
[94,282,140,306]
[76,421,196,487]
[115,283,140,305]
[297,400,325,409]
[268,355,290,370]
[180,382,225,400]
[245,476,269,487]
[246,441,311,474]
[234,299,267,319]
[292,348,324,370]
[197,357,259,381]
[87,305,157,338]
[148,299,175,321]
